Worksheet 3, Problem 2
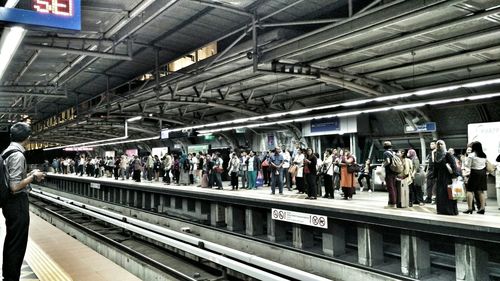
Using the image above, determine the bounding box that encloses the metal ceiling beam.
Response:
[51,0,180,86]
[365,44,500,78]
[317,74,381,97]
[188,0,253,17]
[259,19,345,28]
[13,50,40,84]
[24,36,115,46]
[260,0,466,62]
[23,44,133,61]
[0,91,66,98]
[314,7,500,68]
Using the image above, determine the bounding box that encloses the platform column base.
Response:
[401,230,430,278]
[210,203,226,227]
[226,205,245,232]
[322,221,345,257]
[245,208,264,236]
[358,224,383,267]
[455,239,489,281]
[267,213,287,242]
[293,225,313,249]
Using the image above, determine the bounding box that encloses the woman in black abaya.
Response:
[432,140,459,215]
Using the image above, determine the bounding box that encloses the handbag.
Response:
[288,164,298,175]
[347,164,359,173]
[214,167,224,173]
[486,160,495,174]
[303,165,310,174]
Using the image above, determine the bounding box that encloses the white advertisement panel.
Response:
[468,122,500,162]
[152,147,169,158]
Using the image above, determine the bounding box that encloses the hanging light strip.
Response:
[164,77,500,133]
[197,92,500,134]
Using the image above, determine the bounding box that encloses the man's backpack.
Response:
[0,149,22,207]
[389,152,404,174]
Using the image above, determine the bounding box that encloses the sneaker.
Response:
[360,187,364,192]
[368,190,372,193]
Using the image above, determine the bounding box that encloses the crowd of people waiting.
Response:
[45,139,499,216]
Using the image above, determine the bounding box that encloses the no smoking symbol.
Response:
[319,217,326,226]
[312,216,319,225]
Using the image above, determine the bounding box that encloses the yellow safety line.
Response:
[25,238,73,281]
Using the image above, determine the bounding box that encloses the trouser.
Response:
[209,172,215,187]
[410,183,424,204]
[426,174,436,199]
[173,170,180,184]
[333,173,340,190]
[283,167,290,190]
[262,166,270,185]
[324,174,334,198]
[230,172,238,189]
[296,177,305,193]
[77,165,84,176]
[306,173,317,198]
[271,169,283,194]
[164,169,171,183]
[386,173,397,205]
[133,170,141,182]
[114,167,120,179]
[2,193,29,281]
[247,171,256,188]
[215,172,223,188]
[358,174,372,190]
[240,171,248,188]
[147,167,153,181]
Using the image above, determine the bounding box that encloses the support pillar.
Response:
[158,195,166,213]
[322,221,345,257]
[401,231,430,278]
[182,199,189,212]
[210,203,226,227]
[226,206,245,232]
[245,208,264,236]
[455,240,489,281]
[358,225,383,267]
[293,225,313,249]
[267,213,287,242]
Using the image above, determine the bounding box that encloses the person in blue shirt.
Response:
[270,147,284,195]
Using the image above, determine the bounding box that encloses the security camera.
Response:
[246,51,253,60]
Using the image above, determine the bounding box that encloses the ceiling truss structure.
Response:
[0,0,499,146]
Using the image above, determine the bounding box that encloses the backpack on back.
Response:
[390,152,404,174]
[0,149,22,207]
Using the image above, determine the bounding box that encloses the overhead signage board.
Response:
[311,117,340,133]
[404,122,436,134]
[0,0,81,31]
[271,208,328,229]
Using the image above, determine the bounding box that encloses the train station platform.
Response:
[46,173,500,218]
[0,208,141,281]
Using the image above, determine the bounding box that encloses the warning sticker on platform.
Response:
[90,183,100,189]
[271,208,328,229]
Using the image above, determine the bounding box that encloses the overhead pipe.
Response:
[13,49,40,84]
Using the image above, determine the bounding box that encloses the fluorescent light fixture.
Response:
[84,136,159,148]
[197,92,500,134]
[0,26,27,81]
[126,116,142,122]
[5,0,20,8]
